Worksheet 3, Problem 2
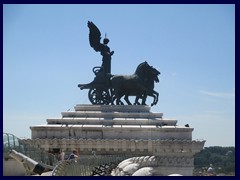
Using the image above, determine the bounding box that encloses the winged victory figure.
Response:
[88,21,114,76]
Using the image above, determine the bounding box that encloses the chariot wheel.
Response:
[88,87,111,105]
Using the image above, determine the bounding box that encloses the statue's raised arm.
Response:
[87,21,114,75]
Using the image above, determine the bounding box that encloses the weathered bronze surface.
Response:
[78,22,160,106]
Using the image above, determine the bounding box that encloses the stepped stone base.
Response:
[30,105,192,141]
[22,104,205,175]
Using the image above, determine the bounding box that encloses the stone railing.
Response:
[21,138,205,157]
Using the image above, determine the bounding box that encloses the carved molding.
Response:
[20,138,205,156]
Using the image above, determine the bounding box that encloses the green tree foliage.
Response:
[194,146,235,174]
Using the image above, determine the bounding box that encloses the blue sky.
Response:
[3,4,235,147]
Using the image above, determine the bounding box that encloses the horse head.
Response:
[135,61,150,75]
[150,66,160,83]
[143,64,160,83]
[135,61,160,83]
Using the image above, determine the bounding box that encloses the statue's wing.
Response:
[87,21,102,52]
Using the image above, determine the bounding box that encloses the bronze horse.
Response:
[134,65,160,106]
[110,62,160,106]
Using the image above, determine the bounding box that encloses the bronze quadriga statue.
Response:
[78,21,160,106]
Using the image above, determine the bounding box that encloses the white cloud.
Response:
[199,90,235,98]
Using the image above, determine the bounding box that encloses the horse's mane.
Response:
[134,61,148,75]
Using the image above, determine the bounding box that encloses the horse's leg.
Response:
[116,95,124,105]
[134,90,144,105]
[117,93,125,105]
[110,88,115,105]
[146,93,155,106]
[124,94,132,105]
[142,90,156,106]
[116,96,121,105]
[147,90,159,106]
[134,95,141,105]
[114,89,121,105]
[111,95,116,105]
[152,90,159,106]
[153,90,159,105]
[141,92,147,105]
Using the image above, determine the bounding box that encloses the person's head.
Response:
[73,150,78,155]
[103,38,109,44]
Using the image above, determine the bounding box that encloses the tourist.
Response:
[57,150,65,161]
[68,150,79,162]
[207,164,216,176]
[48,151,54,166]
